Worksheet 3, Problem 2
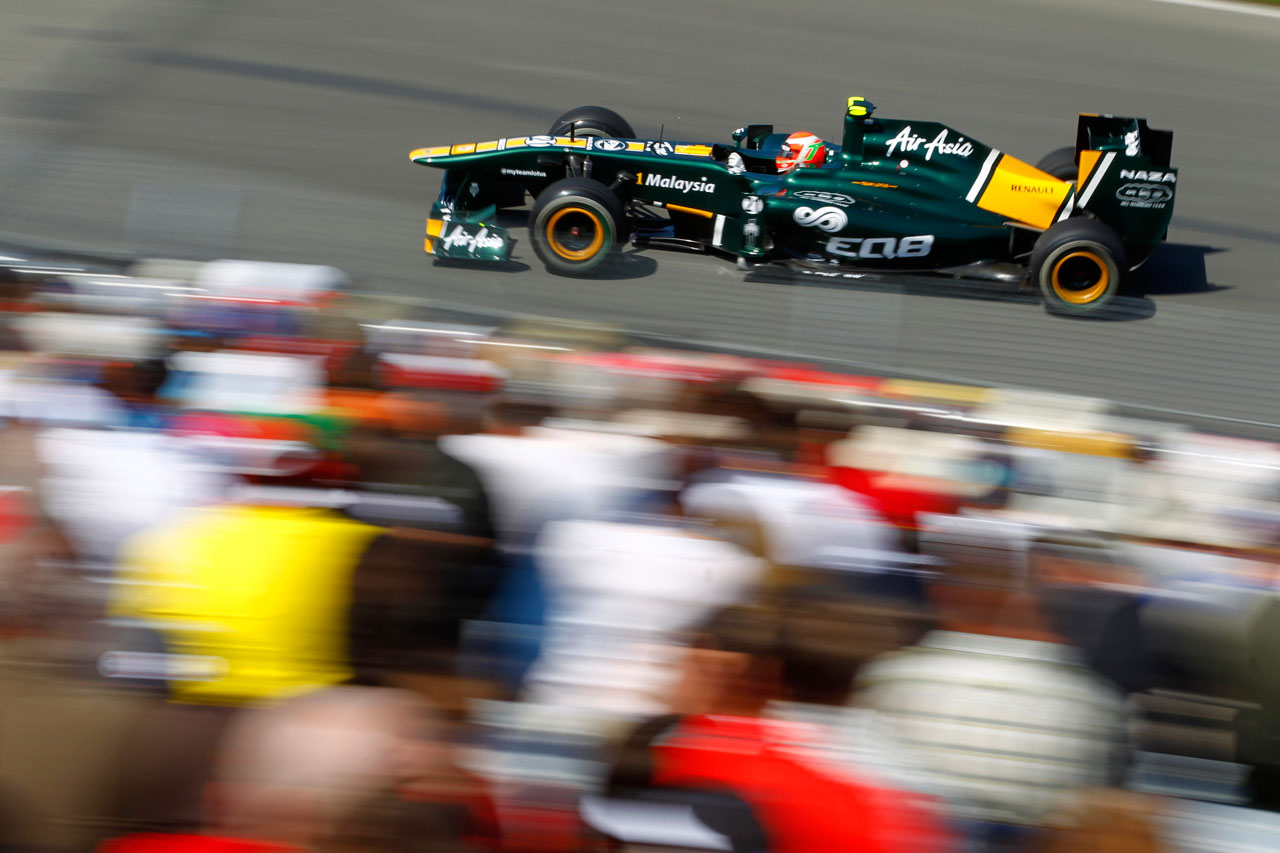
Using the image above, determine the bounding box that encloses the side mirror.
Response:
[732,127,747,145]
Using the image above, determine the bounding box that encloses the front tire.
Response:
[529,178,625,276]
[1031,218,1127,315]
[548,106,635,140]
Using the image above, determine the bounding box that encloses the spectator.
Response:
[98,686,495,852]
[365,387,497,543]
[521,487,762,718]
[1028,533,1156,696]
[594,605,951,853]
[345,526,500,713]
[1038,789,1165,853]
[855,546,1131,847]
[767,588,934,795]
[109,433,384,705]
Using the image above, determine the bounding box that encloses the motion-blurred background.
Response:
[3,0,1280,850]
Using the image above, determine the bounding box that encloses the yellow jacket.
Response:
[113,505,382,704]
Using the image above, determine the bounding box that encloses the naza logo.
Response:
[1117,183,1173,204]
[1118,169,1175,183]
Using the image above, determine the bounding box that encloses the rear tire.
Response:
[549,106,635,140]
[1031,218,1127,315]
[1035,146,1078,183]
[529,178,625,276]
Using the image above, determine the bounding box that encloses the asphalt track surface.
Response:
[1,0,1279,428]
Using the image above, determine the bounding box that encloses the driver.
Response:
[776,131,827,173]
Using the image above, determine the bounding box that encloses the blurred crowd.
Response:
[3,256,1280,851]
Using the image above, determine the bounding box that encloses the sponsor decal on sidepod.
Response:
[1119,169,1175,183]
[639,173,716,193]
[885,126,974,160]
[791,190,856,207]
[794,206,848,233]
[1116,183,1173,208]
[826,235,934,260]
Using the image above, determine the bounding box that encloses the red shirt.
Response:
[829,465,962,530]
[97,836,302,853]
[652,715,950,853]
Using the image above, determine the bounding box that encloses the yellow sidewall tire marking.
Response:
[546,207,606,261]
[1051,249,1110,305]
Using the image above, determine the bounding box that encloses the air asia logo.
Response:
[1119,169,1175,183]
[1010,183,1056,194]
[526,135,557,147]
[501,168,548,178]
[441,225,504,254]
[885,126,974,160]
[593,138,627,152]
[638,173,716,193]
[794,206,848,233]
[1117,183,1173,208]
[742,196,765,215]
[826,234,934,260]
[792,190,856,207]
[648,141,675,156]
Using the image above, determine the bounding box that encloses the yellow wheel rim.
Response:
[1051,250,1110,305]
[546,207,606,261]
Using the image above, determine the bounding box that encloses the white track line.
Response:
[1148,0,1280,20]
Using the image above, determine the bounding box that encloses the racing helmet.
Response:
[776,132,826,173]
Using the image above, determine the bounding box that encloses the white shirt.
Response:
[38,428,235,563]
[682,472,897,570]
[857,630,1129,826]
[443,429,675,544]
[523,516,762,716]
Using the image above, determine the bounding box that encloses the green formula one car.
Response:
[410,97,1175,314]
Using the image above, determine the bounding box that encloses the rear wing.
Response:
[1073,114,1176,263]
[1075,114,1172,169]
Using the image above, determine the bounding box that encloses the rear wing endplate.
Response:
[1075,114,1173,169]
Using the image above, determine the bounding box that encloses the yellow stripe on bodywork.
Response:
[1077,149,1103,189]
[556,137,589,148]
[674,144,714,157]
[424,238,435,254]
[976,155,1072,230]
[664,203,714,219]
[475,140,499,152]
[411,145,452,160]
[504,137,527,149]
[626,141,646,151]
[426,219,443,237]
[451,143,476,155]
